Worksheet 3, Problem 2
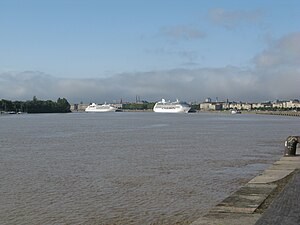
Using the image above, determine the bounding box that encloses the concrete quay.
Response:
[190,156,300,225]
[255,111,300,117]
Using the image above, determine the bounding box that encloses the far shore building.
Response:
[71,103,89,111]
[200,102,223,111]
[270,100,300,109]
[200,101,252,111]
[199,98,300,111]
[252,102,272,109]
[228,102,252,110]
[272,100,285,109]
[283,100,300,109]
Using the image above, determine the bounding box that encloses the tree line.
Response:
[0,96,71,113]
[122,102,155,110]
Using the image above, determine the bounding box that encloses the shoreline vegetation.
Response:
[0,96,71,114]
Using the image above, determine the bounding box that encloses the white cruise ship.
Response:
[153,99,191,113]
[85,103,117,112]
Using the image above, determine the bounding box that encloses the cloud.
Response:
[252,32,300,100]
[0,71,56,100]
[209,8,264,29]
[254,32,300,69]
[1,33,299,103]
[0,67,282,103]
[160,25,206,40]
[0,67,294,103]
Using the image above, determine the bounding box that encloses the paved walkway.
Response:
[190,156,300,225]
[254,169,300,225]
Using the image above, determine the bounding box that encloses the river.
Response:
[1,112,299,224]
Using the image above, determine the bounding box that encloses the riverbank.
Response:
[190,155,300,225]
[197,110,300,117]
[254,111,300,117]
[69,109,300,117]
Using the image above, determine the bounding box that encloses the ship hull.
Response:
[85,108,116,112]
[153,101,190,113]
[153,107,190,113]
[85,103,117,112]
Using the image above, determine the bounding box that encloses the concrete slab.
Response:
[190,213,261,225]
[211,184,276,214]
[273,161,300,168]
[272,164,300,170]
[249,169,294,184]
[280,156,300,161]
[271,162,300,168]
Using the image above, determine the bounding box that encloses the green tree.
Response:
[56,98,71,113]
[0,99,14,111]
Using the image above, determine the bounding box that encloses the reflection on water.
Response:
[1,112,299,224]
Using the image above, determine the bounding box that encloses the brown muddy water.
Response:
[1,112,299,224]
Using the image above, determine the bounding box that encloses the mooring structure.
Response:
[284,136,300,156]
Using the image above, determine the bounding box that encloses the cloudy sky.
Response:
[0,0,299,103]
